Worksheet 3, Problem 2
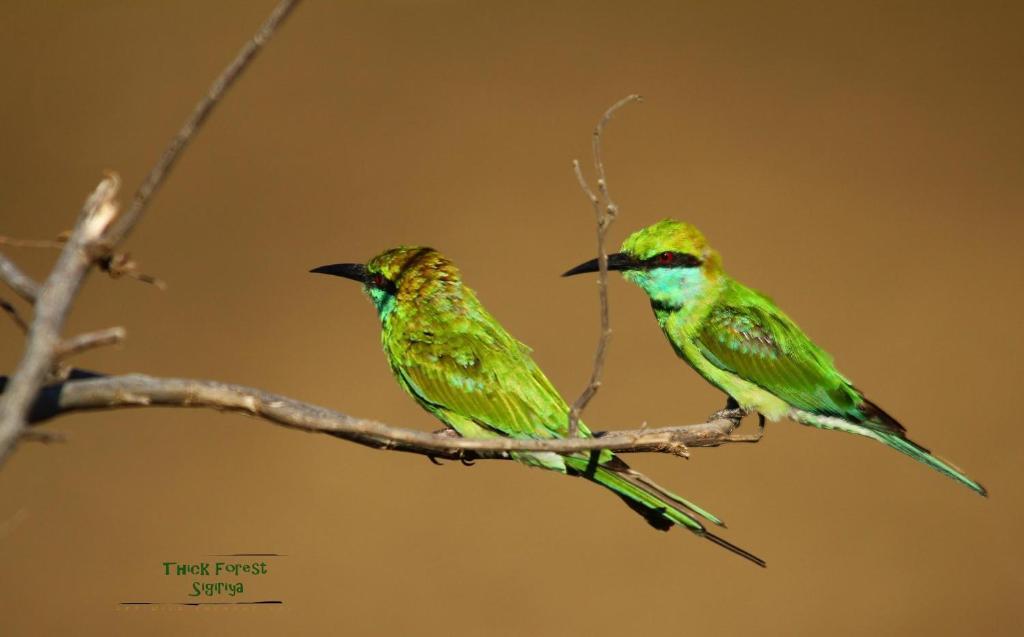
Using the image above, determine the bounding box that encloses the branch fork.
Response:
[0,0,304,466]
[567,94,643,438]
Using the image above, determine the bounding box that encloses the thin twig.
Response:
[0,236,65,249]
[592,94,642,223]
[97,253,167,290]
[0,176,120,464]
[20,430,66,444]
[0,0,303,467]
[55,327,127,360]
[1,299,29,333]
[567,94,642,438]
[18,373,752,459]
[101,0,303,249]
[0,251,41,303]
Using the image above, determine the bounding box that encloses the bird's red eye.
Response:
[658,251,675,265]
[372,274,385,287]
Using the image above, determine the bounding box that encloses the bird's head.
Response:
[311,246,459,322]
[563,219,722,310]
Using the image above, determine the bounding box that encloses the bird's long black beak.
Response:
[562,252,634,277]
[309,263,368,283]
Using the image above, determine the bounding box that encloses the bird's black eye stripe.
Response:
[644,252,702,268]
[368,272,398,294]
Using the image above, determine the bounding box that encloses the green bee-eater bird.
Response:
[564,219,986,496]
[312,246,764,566]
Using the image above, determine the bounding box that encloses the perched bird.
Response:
[564,219,986,496]
[312,246,764,566]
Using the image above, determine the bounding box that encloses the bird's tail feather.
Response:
[628,467,726,527]
[792,411,987,496]
[873,430,987,496]
[563,455,766,567]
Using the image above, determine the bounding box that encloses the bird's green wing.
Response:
[383,283,743,534]
[387,305,585,441]
[694,282,866,420]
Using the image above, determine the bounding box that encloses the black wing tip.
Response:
[858,399,908,436]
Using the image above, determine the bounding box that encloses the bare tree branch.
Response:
[0,176,120,464]
[20,373,758,460]
[0,0,303,466]
[567,94,643,438]
[55,327,127,360]
[2,238,165,291]
[0,236,65,249]
[101,0,303,249]
[20,430,66,444]
[1,299,29,333]
[0,251,41,303]
[96,252,167,290]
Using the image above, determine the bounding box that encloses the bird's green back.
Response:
[372,247,594,443]
[692,279,869,422]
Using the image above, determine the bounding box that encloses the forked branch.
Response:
[0,0,303,466]
[567,94,643,437]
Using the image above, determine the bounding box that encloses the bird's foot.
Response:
[708,407,748,426]
[708,396,746,425]
[725,413,766,443]
[427,428,463,465]
[708,397,767,443]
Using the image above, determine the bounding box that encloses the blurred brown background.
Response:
[1,1,1022,634]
